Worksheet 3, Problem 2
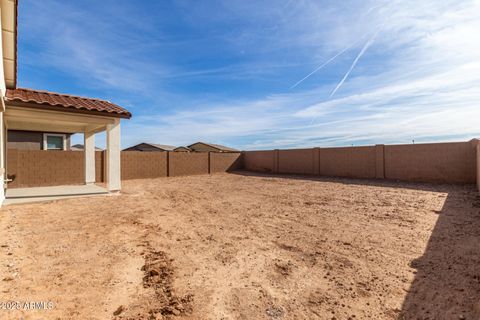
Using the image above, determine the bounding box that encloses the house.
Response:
[123,143,176,152]
[173,146,191,152]
[188,142,238,153]
[0,1,131,204]
[71,144,103,151]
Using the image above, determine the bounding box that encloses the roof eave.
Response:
[5,100,132,119]
[13,0,17,88]
[2,0,18,89]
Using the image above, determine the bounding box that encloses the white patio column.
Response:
[84,131,96,185]
[106,118,121,192]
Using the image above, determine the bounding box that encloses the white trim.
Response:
[43,133,67,151]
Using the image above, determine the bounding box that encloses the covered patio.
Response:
[3,88,131,203]
[4,184,108,205]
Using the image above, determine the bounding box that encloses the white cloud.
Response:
[123,0,480,149]
[20,0,480,149]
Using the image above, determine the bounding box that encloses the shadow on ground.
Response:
[232,171,480,319]
[400,188,480,319]
[231,170,459,192]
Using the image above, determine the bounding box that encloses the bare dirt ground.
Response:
[1,172,479,320]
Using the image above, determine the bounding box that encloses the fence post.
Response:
[375,144,385,179]
[208,152,211,174]
[240,151,245,170]
[166,151,170,177]
[274,149,280,174]
[102,150,107,183]
[313,147,321,175]
[477,142,480,193]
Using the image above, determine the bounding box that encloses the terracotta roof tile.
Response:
[5,88,131,118]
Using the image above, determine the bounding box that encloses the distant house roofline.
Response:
[187,141,238,152]
[173,146,192,151]
[123,142,176,151]
[71,144,103,151]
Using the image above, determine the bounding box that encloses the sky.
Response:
[18,0,480,150]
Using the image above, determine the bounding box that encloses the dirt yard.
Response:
[1,172,479,320]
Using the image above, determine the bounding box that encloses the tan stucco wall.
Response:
[169,152,209,176]
[243,150,276,173]
[121,151,167,180]
[243,141,478,185]
[210,152,242,173]
[7,149,104,188]
[7,149,84,188]
[384,142,476,183]
[278,148,316,175]
[7,150,243,187]
[320,146,377,179]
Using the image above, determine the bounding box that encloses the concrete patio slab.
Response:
[4,184,109,205]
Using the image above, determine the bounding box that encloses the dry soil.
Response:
[1,172,479,320]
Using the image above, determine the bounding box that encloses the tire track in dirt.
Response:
[112,221,194,320]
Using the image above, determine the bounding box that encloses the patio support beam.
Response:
[84,131,95,185]
[106,118,121,192]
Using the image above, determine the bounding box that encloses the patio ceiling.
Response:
[4,105,116,133]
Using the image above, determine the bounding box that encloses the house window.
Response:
[43,133,66,150]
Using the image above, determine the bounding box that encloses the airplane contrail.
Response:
[290,39,363,90]
[329,31,378,98]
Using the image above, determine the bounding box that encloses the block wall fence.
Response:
[5,140,480,191]
[6,151,242,188]
[243,139,480,189]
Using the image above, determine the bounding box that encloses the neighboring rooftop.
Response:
[123,143,176,152]
[5,88,132,118]
[148,143,176,151]
[173,146,192,152]
[188,142,238,152]
[71,144,103,151]
[123,142,239,152]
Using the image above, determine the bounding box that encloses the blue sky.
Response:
[18,0,480,150]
